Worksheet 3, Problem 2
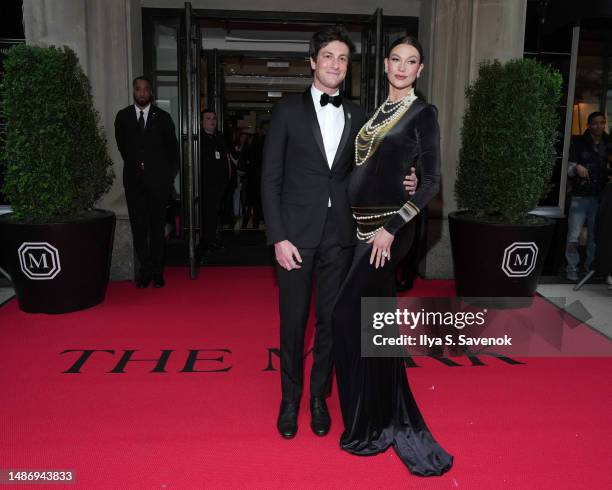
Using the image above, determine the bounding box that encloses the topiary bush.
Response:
[455,58,563,223]
[0,44,113,221]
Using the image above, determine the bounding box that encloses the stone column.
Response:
[420,0,527,278]
[23,0,143,280]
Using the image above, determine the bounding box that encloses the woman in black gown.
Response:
[332,37,453,476]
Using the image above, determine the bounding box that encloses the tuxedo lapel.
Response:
[130,107,140,131]
[302,90,328,167]
[144,107,157,134]
[331,103,352,169]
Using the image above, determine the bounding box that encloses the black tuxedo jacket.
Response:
[114,105,179,195]
[261,89,366,248]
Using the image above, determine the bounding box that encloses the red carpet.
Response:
[0,267,610,489]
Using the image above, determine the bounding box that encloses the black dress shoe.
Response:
[152,274,165,288]
[277,401,298,438]
[210,242,227,253]
[310,397,331,436]
[136,276,151,289]
[396,278,414,292]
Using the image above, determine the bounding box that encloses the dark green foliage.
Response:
[455,58,563,223]
[0,44,113,221]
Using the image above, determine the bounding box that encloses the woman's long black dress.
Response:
[332,93,453,476]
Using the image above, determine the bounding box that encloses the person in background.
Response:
[565,111,612,282]
[230,131,250,226]
[200,109,232,259]
[114,76,179,289]
[243,123,266,229]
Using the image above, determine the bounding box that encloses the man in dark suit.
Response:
[243,123,266,229]
[262,27,416,439]
[115,76,178,288]
[200,109,232,258]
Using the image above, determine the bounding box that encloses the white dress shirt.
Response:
[134,103,152,125]
[310,85,345,169]
[311,85,345,207]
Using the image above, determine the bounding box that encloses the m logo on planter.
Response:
[18,242,61,280]
[501,242,538,278]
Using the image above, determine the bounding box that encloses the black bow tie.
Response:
[320,93,342,107]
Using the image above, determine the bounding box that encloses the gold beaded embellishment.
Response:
[353,207,400,241]
[355,89,418,166]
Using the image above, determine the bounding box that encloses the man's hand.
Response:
[367,228,395,269]
[403,167,418,195]
[576,164,589,179]
[274,240,302,271]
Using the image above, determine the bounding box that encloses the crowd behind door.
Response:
[195,109,268,259]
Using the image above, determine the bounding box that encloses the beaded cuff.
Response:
[397,201,420,222]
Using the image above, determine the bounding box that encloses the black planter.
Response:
[449,211,554,297]
[0,209,115,313]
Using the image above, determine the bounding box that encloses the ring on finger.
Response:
[382,250,388,258]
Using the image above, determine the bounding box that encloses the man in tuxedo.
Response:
[262,26,417,439]
[115,76,178,288]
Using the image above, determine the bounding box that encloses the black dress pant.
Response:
[125,182,167,278]
[276,210,353,402]
[202,185,226,248]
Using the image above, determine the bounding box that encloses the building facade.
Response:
[18,0,573,280]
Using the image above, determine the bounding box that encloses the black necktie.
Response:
[138,110,145,134]
[320,93,342,107]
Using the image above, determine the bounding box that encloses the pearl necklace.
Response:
[355,90,417,166]
[380,96,406,115]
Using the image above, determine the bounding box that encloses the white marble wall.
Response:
[23,0,144,216]
[22,0,89,71]
[23,0,143,279]
[428,0,526,217]
[422,0,526,277]
[141,0,420,16]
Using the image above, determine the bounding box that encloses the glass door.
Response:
[178,2,202,278]
[361,8,384,114]
[145,6,417,267]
